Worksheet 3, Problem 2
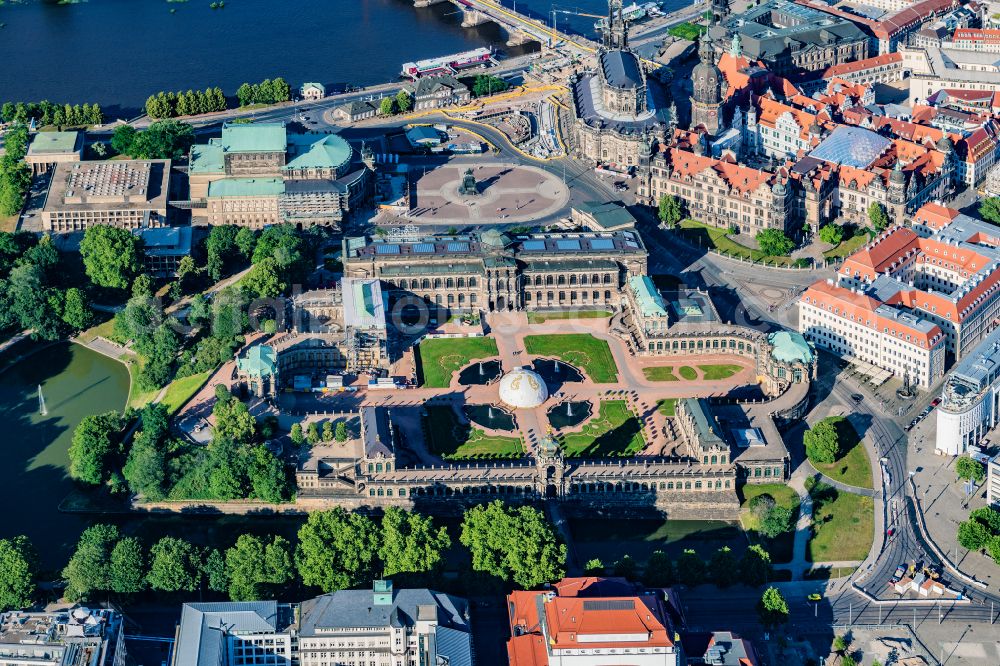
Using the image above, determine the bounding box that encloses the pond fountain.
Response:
[457,359,502,385]
[531,358,584,384]
[463,404,517,431]
[547,400,593,429]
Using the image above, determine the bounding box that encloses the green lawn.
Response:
[668,21,706,41]
[822,231,869,260]
[657,398,677,416]
[417,337,498,388]
[698,363,743,380]
[678,366,698,380]
[810,419,873,489]
[807,479,874,562]
[739,483,801,564]
[77,317,117,344]
[423,405,523,460]
[160,371,212,415]
[559,400,645,457]
[677,220,802,267]
[527,309,612,324]
[126,356,159,409]
[643,366,678,381]
[523,333,619,383]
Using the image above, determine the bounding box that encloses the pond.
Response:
[531,358,584,384]
[0,342,129,568]
[546,400,593,429]
[457,359,502,386]
[568,517,747,565]
[462,404,517,432]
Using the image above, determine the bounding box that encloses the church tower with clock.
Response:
[690,34,723,137]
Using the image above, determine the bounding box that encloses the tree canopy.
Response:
[955,456,985,483]
[379,507,451,578]
[0,536,37,611]
[147,537,202,593]
[819,224,844,245]
[68,411,125,486]
[755,229,794,256]
[804,416,844,464]
[757,586,789,627]
[296,508,380,592]
[459,501,566,589]
[225,534,294,601]
[868,201,890,233]
[79,225,145,290]
[657,194,683,228]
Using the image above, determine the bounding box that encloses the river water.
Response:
[0,0,615,115]
[0,342,129,568]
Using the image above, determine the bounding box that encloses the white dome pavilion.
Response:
[497,367,549,409]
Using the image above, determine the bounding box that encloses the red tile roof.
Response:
[821,52,902,79]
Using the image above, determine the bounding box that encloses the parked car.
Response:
[892,564,906,581]
[886,527,895,537]
[851,393,864,403]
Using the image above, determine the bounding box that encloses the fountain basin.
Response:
[463,404,517,431]
[457,359,502,386]
[531,358,584,384]
[547,400,593,429]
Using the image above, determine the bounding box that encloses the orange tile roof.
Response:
[913,202,960,231]
[953,28,1000,43]
[839,227,920,279]
[663,148,777,193]
[803,280,943,347]
[546,596,670,648]
[756,96,820,140]
[821,52,902,79]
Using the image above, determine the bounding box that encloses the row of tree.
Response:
[110,119,195,160]
[144,88,228,119]
[236,78,292,107]
[377,90,414,117]
[291,420,348,446]
[0,124,30,217]
[1,101,103,127]
[588,542,776,589]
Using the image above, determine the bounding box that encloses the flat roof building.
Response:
[25,130,83,175]
[0,607,125,666]
[133,225,192,277]
[41,159,170,232]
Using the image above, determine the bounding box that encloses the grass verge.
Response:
[677,219,803,267]
[643,366,678,381]
[160,371,212,415]
[417,337,498,388]
[678,366,698,380]
[657,398,676,416]
[668,21,706,40]
[806,478,874,562]
[739,483,800,564]
[810,418,873,489]
[527,309,612,324]
[822,231,869,260]
[523,333,618,383]
[559,400,645,457]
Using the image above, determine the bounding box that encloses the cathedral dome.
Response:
[691,36,723,106]
[498,367,549,409]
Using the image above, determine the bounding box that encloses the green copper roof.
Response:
[189,140,225,174]
[208,178,285,198]
[284,133,352,171]
[236,345,277,378]
[28,131,80,155]
[575,201,636,229]
[768,330,814,364]
[221,122,287,153]
[629,275,668,318]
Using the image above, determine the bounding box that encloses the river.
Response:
[0,342,129,568]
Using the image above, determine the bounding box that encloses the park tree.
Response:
[243,257,285,299]
[235,227,257,258]
[335,421,348,442]
[290,423,305,446]
[819,224,844,245]
[757,586,789,627]
[68,411,124,485]
[202,548,229,593]
[584,558,605,575]
[756,229,795,256]
[321,421,333,442]
[213,398,257,445]
[109,537,146,594]
[206,225,240,280]
[247,446,288,504]
[226,534,294,601]
[111,125,138,155]
[642,550,673,588]
[868,201,890,234]
[675,549,705,586]
[80,225,144,290]
[63,524,120,600]
[296,508,380,592]
[0,536,37,611]
[981,197,1000,225]
[147,537,202,592]
[613,555,639,580]
[804,417,842,464]
[969,507,1000,533]
[123,407,169,500]
[61,288,94,331]
[460,501,566,589]
[956,456,985,483]
[958,519,991,551]
[987,536,1000,565]
[379,97,395,116]
[657,194,683,228]
[7,263,64,339]
[759,506,794,539]
[379,507,451,578]
[709,546,738,587]
[740,544,773,587]
[126,120,196,160]
[395,90,413,113]
[307,422,320,446]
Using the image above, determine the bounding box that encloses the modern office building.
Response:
[172,582,473,666]
[507,577,681,666]
[41,159,171,232]
[0,607,125,666]
[935,325,1000,455]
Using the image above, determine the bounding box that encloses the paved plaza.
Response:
[408,163,569,224]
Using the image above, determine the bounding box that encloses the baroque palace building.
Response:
[569,0,670,200]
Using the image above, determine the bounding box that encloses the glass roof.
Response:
[809,126,892,169]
